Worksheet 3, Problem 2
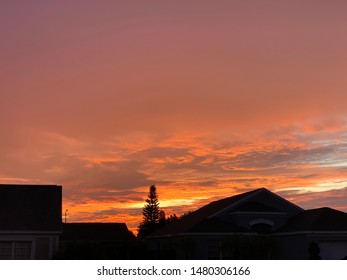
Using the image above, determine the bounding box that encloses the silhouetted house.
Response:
[0,184,62,260]
[276,207,347,259]
[58,223,134,259]
[147,188,347,260]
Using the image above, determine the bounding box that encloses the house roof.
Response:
[148,188,265,237]
[61,223,134,242]
[0,184,62,231]
[188,217,249,233]
[231,201,285,213]
[278,207,347,232]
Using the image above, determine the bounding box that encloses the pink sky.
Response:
[1,1,347,232]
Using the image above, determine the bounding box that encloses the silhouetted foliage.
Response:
[138,185,163,238]
[180,211,192,218]
[175,236,196,259]
[158,210,166,227]
[166,213,179,223]
[308,241,321,260]
[138,187,195,238]
[222,235,278,260]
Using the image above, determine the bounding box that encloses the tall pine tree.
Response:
[138,185,162,238]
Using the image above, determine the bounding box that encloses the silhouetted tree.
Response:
[180,211,192,218]
[308,241,321,259]
[166,214,179,223]
[138,189,194,238]
[138,185,162,238]
[158,210,166,227]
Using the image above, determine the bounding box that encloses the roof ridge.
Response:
[208,188,268,218]
[148,188,266,237]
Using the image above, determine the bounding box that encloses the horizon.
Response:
[2,1,347,233]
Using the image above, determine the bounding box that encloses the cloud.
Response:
[2,1,347,230]
[277,187,347,212]
[3,116,347,234]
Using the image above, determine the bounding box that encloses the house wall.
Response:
[275,235,311,259]
[319,241,347,259]
[0,233,60,260]
[150,233,347,260]
[226,213,288,232]
[276,233,347,260]
[313,234,347,260]
[149,234,280,260]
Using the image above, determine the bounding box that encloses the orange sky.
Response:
[1,1,347,233]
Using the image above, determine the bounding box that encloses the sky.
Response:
[1,1,347,232]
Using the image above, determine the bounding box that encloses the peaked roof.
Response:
[0,184,62,231]
[61,223,134,242]
[149,188,293,237]
[189,217,249,233]
[278,207,347,232]
[232,201,285,213]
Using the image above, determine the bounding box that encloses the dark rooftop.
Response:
[278,207,347,232]
[149,188,261,237]
[0,184,62,231]
[61,223,134,242]
[232,201,285,213]
[188,217,249,233]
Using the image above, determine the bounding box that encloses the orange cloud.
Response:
[2,1,347,233]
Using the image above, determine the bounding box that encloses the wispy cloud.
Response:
[1,1,347,232]
[2,121,347,233]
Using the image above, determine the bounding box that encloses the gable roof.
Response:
[208,188,303,218]
[0,184,62,231]
[149,188,297,237]
[149,188,260,237]
[188,217,249,233]
[61,223,134,242]
[278,207,347,232]
[232,201,285,213]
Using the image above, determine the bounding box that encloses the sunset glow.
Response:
[2,1,347,233]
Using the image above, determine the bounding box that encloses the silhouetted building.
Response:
[277,207,347,259]
[147,188,347,260]
[58,223,134,259]
[0,184,62,259]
